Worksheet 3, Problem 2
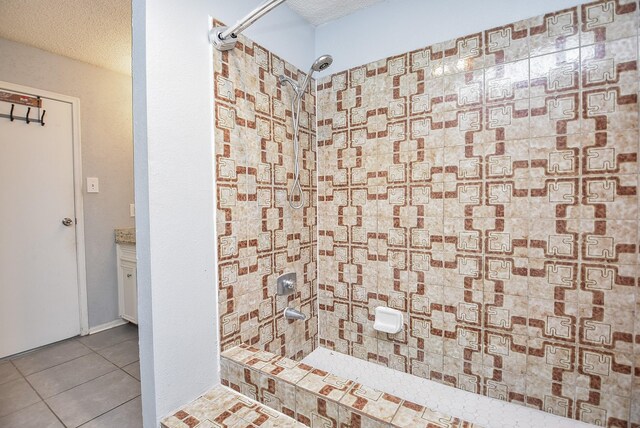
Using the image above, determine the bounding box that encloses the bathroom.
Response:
[1,0,638,427]
[153,0,639,426]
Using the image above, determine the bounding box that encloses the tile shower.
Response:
[215,21,318,361]
[215,2,640,427]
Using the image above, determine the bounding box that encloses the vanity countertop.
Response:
[115,228,136,245]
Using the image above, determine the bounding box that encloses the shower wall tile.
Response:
[317,2,640,426]
[213,21,318,361]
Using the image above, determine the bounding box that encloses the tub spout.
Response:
[284,307,306,321]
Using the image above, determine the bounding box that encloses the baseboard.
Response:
[87,318,128,335]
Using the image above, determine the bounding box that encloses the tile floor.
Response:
[0,323,141,428]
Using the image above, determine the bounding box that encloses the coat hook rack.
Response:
[0,90,46,126]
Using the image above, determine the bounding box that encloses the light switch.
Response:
[87,177,99,193]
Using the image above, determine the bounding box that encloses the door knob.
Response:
[62,218,74,227]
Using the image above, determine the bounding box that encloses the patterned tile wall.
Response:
[220,344,479,427]
[162,385,305,428]
[214,23,318,360]
[316,1,640,426]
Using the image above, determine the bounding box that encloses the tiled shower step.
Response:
[220,344,479,427]
[161,385,304,428]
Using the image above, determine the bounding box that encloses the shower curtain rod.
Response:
[210,0,287,51]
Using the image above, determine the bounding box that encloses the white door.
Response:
[0,86,81,358]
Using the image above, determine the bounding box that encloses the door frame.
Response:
[0,80,89,336]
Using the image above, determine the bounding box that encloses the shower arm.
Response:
[210,0,287,51]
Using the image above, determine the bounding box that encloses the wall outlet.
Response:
[129,204,135,217]
[87,177,99,193]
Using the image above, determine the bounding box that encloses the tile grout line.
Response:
[41,364,139,400]
[78,334,139,354]
[4,354,135,423]
[8,328,137,378]
[41,358,122,400]
[39,365,140,427]
[226,354,415,426]
[120,363,141,382]
[2,330,140,425]
[10,336,139,377]
[75,394,141,427]
[0,335,88,363]
[12,343,93,378]
[17,362,68,428]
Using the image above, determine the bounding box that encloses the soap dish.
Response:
[373,306,403,334]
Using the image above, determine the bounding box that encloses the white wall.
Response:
[0,38,134,329]
[316,0,593,73]
[131,0,314,426]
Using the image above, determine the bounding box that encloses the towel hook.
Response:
[25,107,31,124]
[40,110,46,126]
[9,104,14,121]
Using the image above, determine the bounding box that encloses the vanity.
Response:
[115,228,137,324]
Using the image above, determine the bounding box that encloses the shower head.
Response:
[280,54,334,98]
[299,54,333,96]
[311,54,333,72]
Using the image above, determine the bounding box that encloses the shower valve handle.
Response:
[282,279,294,290]
[277,272,297,296]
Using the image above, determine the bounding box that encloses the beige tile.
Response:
[81,396,142,428]
[78,324,138,351]
[295,387,340,427]
[45,370,140,428]
[391,400,470,427]
[0,362,21,386]
[96,339,139,368]
[0,401,63,428]
[297,368,353,402]
[527,7,580,56]
[339,383,402,423]
[27,353,117,398]
[0,378,41,418]
[12,340,91,376]
[580,1,639,45]
[122,361,140,381]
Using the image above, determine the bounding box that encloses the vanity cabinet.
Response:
[116,243,138,324]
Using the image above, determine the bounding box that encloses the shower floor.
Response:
[302,347,595,428]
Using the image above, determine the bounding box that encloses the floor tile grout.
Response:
[1,374,141,426]
[19,364,67,427]
[86,336,140,353]
[120,364,141,382]
[1,326,141,427]
[42,365,122,400]
[76,394,141,427]
[9,330,138,377]
[14,346,94,378]
[0,336,87,362]
[43,367,138,401]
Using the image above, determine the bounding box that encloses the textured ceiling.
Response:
[0,0,382,74]
[287,0,385,26]
[0,0,131,75]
